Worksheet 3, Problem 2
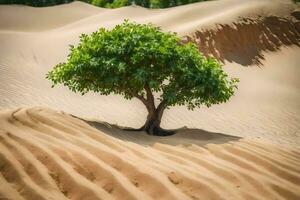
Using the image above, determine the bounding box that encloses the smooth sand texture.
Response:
[0,0,300,199]
[0,1,103,31]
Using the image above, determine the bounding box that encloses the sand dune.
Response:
[0,0,300,199]
[0,1,102,32]
[185,16,300,66]
[0,107,299,200]
[1,0,297,34]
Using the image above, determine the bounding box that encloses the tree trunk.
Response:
[142,106,163,135]
[133,84,175,136]
[141,100,174,136]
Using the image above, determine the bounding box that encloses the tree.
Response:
[47,20,238,136]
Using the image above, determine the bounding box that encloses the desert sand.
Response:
[0,0,300,199]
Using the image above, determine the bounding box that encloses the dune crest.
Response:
[0,1,102,31]
[0,107,299,200]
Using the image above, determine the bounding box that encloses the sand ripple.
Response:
[0,107,299,200]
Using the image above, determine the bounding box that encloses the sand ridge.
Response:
[0,107,299,200]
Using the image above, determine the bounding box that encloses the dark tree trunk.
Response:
[134,84,175,136]
[141,103,165,135]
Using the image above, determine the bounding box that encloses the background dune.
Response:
[0,1,102,31]
[0,0,300,199]
[185,16,300,66]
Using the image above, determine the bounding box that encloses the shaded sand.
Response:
[0,107,300,200]
[184,16,300,66]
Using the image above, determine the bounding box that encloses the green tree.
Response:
[47,20,238,135]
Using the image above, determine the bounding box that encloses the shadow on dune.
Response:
[184,15,300,66]
[85,120,240,147]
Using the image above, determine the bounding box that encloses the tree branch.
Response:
[157,99,167,113]
[144,83,155,109]
[134,93,148,106]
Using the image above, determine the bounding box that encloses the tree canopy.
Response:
[47,20,238,135]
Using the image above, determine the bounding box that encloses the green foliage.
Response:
[87,0,130,8]
[148,0,208,8]
[0,0,211,8]
[87,0,211,8]
[0,0,72,6]
[47,20,238,109]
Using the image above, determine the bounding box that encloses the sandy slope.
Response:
[0,2,102,31]
[0,0,300,199]
[0,0,297,34]
[0,107,299,200]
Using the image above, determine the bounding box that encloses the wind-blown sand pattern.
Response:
[0,107,300,200]
[184,16,300,66]
[0,0,300,199]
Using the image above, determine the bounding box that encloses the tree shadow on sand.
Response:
[85,120,241,147]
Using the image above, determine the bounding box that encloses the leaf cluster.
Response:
[47,20,238,109]
[86,0,211,8]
